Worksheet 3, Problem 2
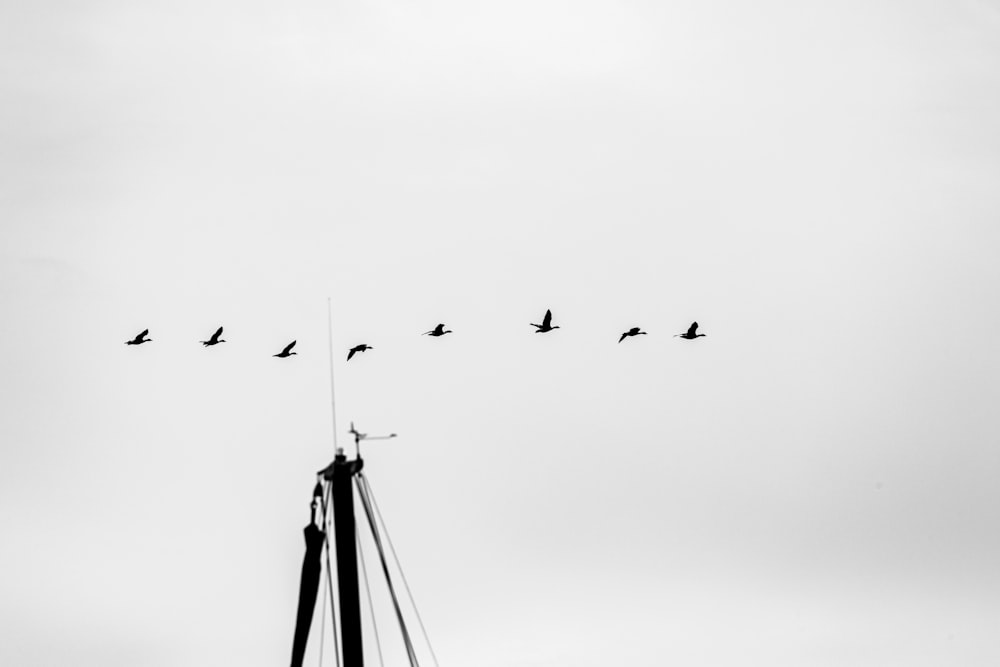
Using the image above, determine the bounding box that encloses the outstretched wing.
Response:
[618,332,627,343]
[212,326,224,341]
[687,322,698,337]
[347,347,357,361]
[283,340,297,355]
[139,329,149,339]
[542,309,552,327]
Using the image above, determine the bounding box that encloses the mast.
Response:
[303,423,401,667]
[326,450,365,667]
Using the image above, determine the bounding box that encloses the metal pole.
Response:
[331,452,365,667]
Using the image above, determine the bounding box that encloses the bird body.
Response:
[201,326,225,346]
[126,329,151,345]
[423,324,452,337]
[530,309,560,333]
[674,322,706,339]
[347,344,373,361]
[274,340,297,358]
[618,327,647,343]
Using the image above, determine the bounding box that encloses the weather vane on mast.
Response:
[348,421,397,459]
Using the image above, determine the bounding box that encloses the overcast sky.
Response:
[2,0,1000,665]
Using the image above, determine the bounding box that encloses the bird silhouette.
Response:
[126,329,152,345]
[347,344,373,361]
[674,322,706,339]
[422,324,453,337]
[274,340,297,358]
[618,327,647,343]
[201,327,225,347]
[530,309,560,333]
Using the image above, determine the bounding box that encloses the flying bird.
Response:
[530,309,560,333]
[274,340,297,358]
[422,324,453,337]
[126,329,152,345]
[347,344,373,361]
[675,322,706,339]
[201,327,225,347]
[618,327,647,343]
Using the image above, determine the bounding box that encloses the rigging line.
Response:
[321,483,343,667]
[356,524,386,667]
[327,297,340,451]
[360,475,439,667]
[358,480,419,667]
[355,477,420,667]
[317,484,333,667]
[318,554,329,667]
[360,473,441,667]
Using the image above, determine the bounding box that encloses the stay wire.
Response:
[317,488,329,667]
[320,483,342,667]
[359,473,440,667]
[355,477,420,667]
[356,523,386,667]
[317,557,328,667]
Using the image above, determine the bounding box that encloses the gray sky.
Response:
[2,0,1000,665]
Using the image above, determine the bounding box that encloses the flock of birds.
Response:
[124,309,707,359]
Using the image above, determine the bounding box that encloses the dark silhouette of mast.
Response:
[299,423,400,667]
[324,451,365,667]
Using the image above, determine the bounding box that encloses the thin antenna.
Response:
[328,297,340,451]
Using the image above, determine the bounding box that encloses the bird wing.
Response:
[213,326,224,340]
[435,323,445,334]
[687,322,698,337]
[347,347,357,361]
[139,329,149,338]
[283,340,296,354]
[543,310,552,327]
[618,332,627,343]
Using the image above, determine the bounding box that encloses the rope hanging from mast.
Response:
[290,484,331,667]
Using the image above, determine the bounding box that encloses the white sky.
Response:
[2,0,1000,665]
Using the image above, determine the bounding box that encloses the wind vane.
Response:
[349,421,397,459]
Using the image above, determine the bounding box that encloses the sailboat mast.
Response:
[330,452,365,666]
